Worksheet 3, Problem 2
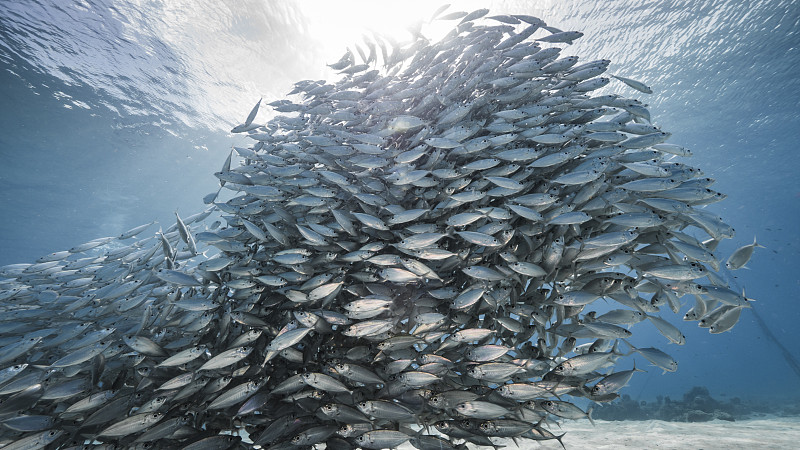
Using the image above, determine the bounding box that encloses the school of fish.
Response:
[0,7,760,449]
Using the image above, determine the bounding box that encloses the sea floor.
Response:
[506,416,798,449]
[397,416,800,449]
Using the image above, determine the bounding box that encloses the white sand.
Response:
[398,416,800,449]
[512,416,800,449]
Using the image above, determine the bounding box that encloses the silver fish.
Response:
[0,7,754,449]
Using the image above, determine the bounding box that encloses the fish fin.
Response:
[586,406,595,426]
[742,287,756,303]
[611,340,624,356]
[620,338,637,355]
[554,432,568,450]
[512,401,528,418]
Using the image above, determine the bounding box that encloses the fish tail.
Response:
[555,432,568,450]
[742,287,756,305]
[620,338,637,355]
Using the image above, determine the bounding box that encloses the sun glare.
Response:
[297,0,452,67]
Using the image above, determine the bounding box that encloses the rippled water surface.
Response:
[1,0,798,404]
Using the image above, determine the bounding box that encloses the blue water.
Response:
[1,0,798,407]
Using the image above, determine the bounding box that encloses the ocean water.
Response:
[0,0,798,424]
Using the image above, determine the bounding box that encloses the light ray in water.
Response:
[298,1,455,64]
[720,265,800,379]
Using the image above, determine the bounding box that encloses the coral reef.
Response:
[592,386,800,422]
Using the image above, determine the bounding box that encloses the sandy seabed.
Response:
[398,416,800,449]
[537,416,799,449]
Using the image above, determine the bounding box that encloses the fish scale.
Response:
[0,6,753,449]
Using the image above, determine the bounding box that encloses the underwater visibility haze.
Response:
[0,0,799,447]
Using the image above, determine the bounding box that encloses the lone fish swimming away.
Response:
[0,7,754,449]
